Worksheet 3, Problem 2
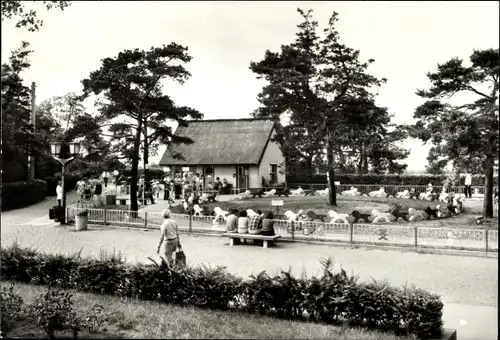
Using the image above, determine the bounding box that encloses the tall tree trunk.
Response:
[362,152,369,173]
[143,119,150,190]
[483,155,494,218]
[130,115,143,212]
[326,131,336,206]
[305,154,313,175]
[357,144,364,173]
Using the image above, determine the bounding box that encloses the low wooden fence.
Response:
[66,207,497,254]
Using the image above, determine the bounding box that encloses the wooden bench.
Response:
[223,233,281,248]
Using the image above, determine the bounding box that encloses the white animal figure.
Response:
[328,210,350,224]
[341,187,360,196]
[396,189,410,199]
[199,193,209,203]
[238,190,252,200]
[193,204,203,216]
[263,189,276,197]
[246,209,259,217]
[371,209,393,223]
[452,196,463,214]
[183,201,189,211]
[408,208,427,222]
[290,187,305,196]
[315,188,329,196]
[283,209,304,221]
[369,187,386,198]
[438,188,449,203]
[213,207,229,220]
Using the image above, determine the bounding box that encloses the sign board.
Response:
[271,200,284,206]
[334,181,340,185]
[182,167,190,172]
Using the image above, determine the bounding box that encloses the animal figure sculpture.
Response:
[351,210,371,223]
[385,187,398,198]
[249,188,264,198]
[368,187,386,198]
[283,209,304,221]
[420,187,435,201]
[213,207,229,220]
[315,188,329,196]
[390,207,408,222]
[192,204,204,216]
[396,190,410,199]
[290,187,305,196]
[246,209,259,217]
[408,208,428,222]
[409,188,420,200]
[436,204,450,218]
[238,190,252,200]
[263,189,276,197]
[341,187,361,196]
[424,206,439,220]
[328,210,350,224]
[452,196,463,213]
[438,188,449,203]
[305,211,327,222]
[371,209,393,223]
[275,188,290,197]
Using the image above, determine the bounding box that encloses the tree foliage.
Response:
[408,48,499,217]
[81,44,202,211]
[1,0,71,31]
[250,8,395,204]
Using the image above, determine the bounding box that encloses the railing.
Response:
[288,183,486,195]
[66,206,498,254]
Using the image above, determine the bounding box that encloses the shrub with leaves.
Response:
[1,246,443,339]
[28,288,75,338]
[0,283,24,337]
[82,304,107,333]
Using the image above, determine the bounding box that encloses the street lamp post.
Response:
[50,141,81,223]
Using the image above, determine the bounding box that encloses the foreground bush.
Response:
[0,245,443,339]
[1,179,47,211]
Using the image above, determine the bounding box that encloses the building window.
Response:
[270,163,278,183]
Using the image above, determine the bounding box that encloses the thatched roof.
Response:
[159,118,276,165]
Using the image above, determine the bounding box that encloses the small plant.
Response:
[76,209,89,217]
[0,283,24,337]
[28,288,75,339]
[82,304,107,332]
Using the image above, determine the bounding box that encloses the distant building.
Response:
[159,118,286,189]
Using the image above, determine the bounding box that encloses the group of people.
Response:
[224,209,276,236]
[74,177,103,203]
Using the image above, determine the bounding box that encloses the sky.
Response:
[2,1,499,172]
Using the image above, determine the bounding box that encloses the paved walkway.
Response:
[1,222,497,340]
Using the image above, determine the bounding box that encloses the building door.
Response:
[202,166,214,188]
[237,165,249,190]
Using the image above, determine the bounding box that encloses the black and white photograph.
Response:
[1,1,498,339]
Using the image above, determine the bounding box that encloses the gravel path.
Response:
[1,223,497,307]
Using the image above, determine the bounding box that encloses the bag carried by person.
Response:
[174,224,186,268]
[174,245,186,268]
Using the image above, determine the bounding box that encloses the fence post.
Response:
[144,212,148,228]
[349,222,353,244]
[414,226,418,249]
[104,209,107,225]
[189,214,192,233]
[291,221,295,241]
[485,229,489,254]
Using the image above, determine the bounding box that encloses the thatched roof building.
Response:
[160,118,276,165]
[159,118,286,190]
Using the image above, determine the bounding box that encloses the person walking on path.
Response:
[156,209,180,266]
[464,172,472,198]
[56,181,63,207]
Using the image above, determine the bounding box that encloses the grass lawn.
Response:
[167,195,498,229]
[3,282,415,340]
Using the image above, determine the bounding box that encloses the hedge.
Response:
[1,179,47,211]
[287,174,498,186]
[0,245,443,339]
